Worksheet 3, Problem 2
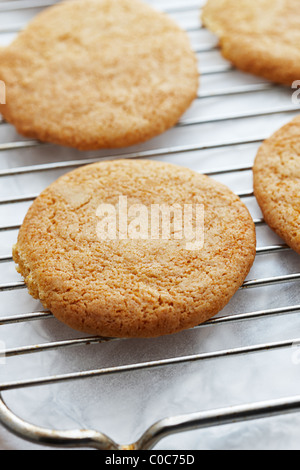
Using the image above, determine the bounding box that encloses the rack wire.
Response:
[0,0,300,450]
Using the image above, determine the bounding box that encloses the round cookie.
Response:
[202,0,300,86]
[13,159,256,338]
[0,0,199,150]
[253,117,300,254]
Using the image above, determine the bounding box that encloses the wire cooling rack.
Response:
[0,0,300,450]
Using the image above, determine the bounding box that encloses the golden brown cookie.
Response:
[13,159,256,338]
[202,0,300,85]
[0,0,199,150]
[253,117,300,254]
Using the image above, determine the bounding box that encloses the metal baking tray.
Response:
[0,0,300,450]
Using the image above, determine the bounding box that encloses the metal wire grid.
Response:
[0,0,299,450]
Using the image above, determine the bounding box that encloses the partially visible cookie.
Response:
[13,159,256,338]
[0,0,199,150]
[253,117,300,254]
[202,0,300,85]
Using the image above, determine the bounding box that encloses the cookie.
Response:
[13,159,256,338]
[253,117,300,254]
[0,0,199,150]
[202,0,300,86]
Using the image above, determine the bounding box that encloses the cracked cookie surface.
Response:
[0,0,198,150]
[253,116,300,254]
[202,0,300,85]
[13,159,256,338]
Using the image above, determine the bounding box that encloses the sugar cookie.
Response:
[0,0,199,150]
[13,160,256,338]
